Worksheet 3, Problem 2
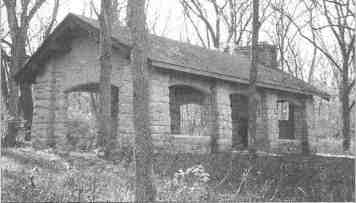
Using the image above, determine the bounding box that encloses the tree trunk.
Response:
[98,0,113,158]
[4,31,27,147]
[341,61,350,151]
[127,0,156,201]
[0,6,3,147]
[3,0,48,147]
[247,0,260,153]
[20,82,33,141]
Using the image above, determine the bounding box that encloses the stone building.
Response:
[15,14,329,154]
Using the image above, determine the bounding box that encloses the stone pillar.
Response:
[208,83,218,152]
[46,61,68,151]
[118,65,135,146]
[305,97,315,134]
[215,82,232,152]
[149,70,171,149]
[53,68,68,151]
[32,67,52,149]
[47,62,56,147]
[32,61,67,150]
[265,92,279,151]
[302,97,314,154]
[256,92,269,151]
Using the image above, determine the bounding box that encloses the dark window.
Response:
[169,85,208,136]
[277,100,295,139]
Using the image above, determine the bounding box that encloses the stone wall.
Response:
[267,91,313,154]
[32,36,133,150]
[31,35,313,154]
[32,61,53,148]
[148,68,171,149]
[214,82,232,152]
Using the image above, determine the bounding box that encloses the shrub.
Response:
[157,164,210,201]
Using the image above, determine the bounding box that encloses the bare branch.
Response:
[27,0,47,23]
[43,0,60,39]
[273,4,342,71]
[90,0,100,19]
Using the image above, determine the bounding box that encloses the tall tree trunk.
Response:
[0,6,3,147]
[3,0,48,147]
[127,0,156,201]
[4,31,27,147]
[247,0,260,153]
[98,0,113,158]
[341,61,350,151]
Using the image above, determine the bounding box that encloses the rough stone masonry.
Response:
[17,14,324,155]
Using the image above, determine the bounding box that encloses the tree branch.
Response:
[43,0,60,39]
[27,0,47,24]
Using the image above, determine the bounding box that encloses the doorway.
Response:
[230,94,249,150]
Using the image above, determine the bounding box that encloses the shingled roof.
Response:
[17,13,329,100]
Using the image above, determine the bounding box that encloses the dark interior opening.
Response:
[230,94,249,149]
[169,85,208,136]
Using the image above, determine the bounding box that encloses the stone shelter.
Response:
[15,14,329,154]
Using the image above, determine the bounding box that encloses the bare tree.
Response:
[2,0,54,146]
[98,0,114,158]
[276,0,355,151]
[127,0,156,201]
[248,0,260,153]
[180,0,272,50]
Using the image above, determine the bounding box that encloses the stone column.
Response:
[118,65,135,146]
[32,67,52,149]
[149,70,171,149]
[215,82,232,152]
[256,91,269,151]
[47,62,56,147]
[208,83,218,152]
[302,97,314,154]
[265,92,279,151]
[32,61,67,150]
[51,63,68,151]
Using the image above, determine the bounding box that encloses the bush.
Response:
[2,161,135,202]
[157,164,210,201]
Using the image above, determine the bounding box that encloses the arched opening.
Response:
[230,94,249,149]
[169,85,209,136]
[64,83,119,150]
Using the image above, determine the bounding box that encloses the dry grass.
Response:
[1,147,354,202]
[1,147,135,202]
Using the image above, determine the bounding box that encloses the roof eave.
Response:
[150,59,330,100]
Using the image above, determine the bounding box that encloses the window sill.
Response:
[275,139,300,144]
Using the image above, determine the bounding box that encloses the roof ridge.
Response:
[72,13,250,61]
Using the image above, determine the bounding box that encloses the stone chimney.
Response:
[235,42,278,69]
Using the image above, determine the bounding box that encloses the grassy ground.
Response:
[1,147,135,202]
[1,147,355,202]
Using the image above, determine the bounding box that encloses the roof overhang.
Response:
[150,59,330,100]
[15,13,330,101]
